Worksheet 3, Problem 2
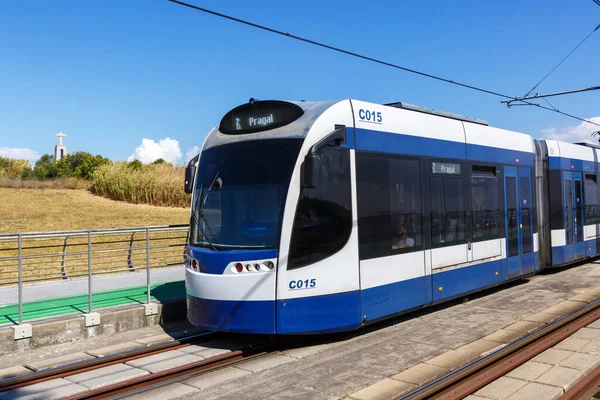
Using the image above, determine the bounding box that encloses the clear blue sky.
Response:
[1,0,599,163]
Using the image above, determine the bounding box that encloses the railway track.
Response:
[0,331,275,399]
[400,298,600,400]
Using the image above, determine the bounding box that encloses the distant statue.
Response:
[54,132,68,162]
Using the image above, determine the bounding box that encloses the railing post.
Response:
[88,231,92,314]
[60,236,69,279]
[18,233,23,325]
[143,227,156,316]
[146,227,150,305]
[127,232,136,271]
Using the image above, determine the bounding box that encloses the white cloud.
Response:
[0,147,40,163]
[541,117,600,144]
[128,138,182,164]
[184,146,199,163]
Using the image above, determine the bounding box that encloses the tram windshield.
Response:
[191,139,303,249]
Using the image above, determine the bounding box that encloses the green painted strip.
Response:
[0,280,185,326]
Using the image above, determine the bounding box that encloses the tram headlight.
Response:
[235,263,243,273]
[265,261,274,270]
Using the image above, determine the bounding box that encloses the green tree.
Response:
[8,159,31,178]
[32,154,57,180]
[0,156,9,178]
[152,158,166,165]
[127,160,143,171]
[56,152,111,180]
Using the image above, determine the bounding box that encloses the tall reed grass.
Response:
[90,162,190,208]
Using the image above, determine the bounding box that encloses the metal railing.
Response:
[0,224,189,325]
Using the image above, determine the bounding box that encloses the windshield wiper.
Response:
[191,211,218,251]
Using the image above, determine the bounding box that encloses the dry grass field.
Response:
[0,188,190,234]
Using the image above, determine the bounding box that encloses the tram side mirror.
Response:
[184,154,199,194]
[301,125,346,189]
[302,153,320,188]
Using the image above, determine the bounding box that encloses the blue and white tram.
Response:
[183,98,600,335]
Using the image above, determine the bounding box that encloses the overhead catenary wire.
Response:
[169,0,600,128]
[503,85,600,106]
[523,23,600,98]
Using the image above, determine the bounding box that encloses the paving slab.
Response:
[65,363,149,390]
[235,354,294,372]
[425,350,479,369]
[553,337,591,352]
[183,367,252,390]
[584,285,600,296]
[25,352,94,371]
[133,333,174,345]
[503,320,544,333]
[350,378,416,400]
[506,361,552,381]
[0,366,31,380]
[474,376,528,400]
[482,329,525,344]
[453,339,504,355]
[559,351,600,371]
[571,327,600,340]
[568,294,599,303]
[580,340,600,355]
[535,365,584,390]
[280,343,331,359]
[86,341,141,357]
[126,350,203,374]
[125,382,199,400]
[587,319,600,329]
[522,312,560,324]
[541,300,585,316]
[180,344,231,359]
[0,378,88,400]
[532,348,574,365]
[505,382,563,400]
[390,363,451,385]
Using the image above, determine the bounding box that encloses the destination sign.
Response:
[432,162,461,174]
[220,100,304,135]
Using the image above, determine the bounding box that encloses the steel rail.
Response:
[400,299,600,399]
[0,331,216,393]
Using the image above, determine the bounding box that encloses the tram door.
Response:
[504,167,535,278]
[563,171,585,261]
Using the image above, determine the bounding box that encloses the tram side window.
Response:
[430,176,467,246]
[584,174,599,224]
[288,146,352,269]
[471,166,500,241]
[356,153,422,260]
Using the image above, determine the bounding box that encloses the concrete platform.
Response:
[0,294,186,355]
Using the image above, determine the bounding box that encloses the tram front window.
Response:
[191,139,303,250]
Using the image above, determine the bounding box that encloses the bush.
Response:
[32,154,57,180]
[90,162,190,207]
[56,151,111,180]
[0,157,32,179]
